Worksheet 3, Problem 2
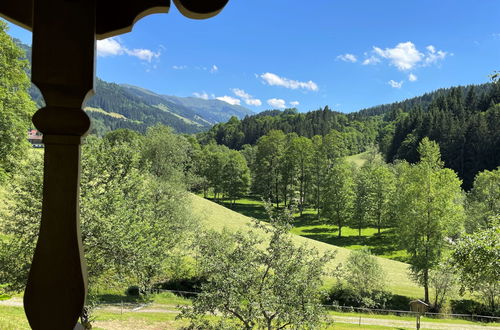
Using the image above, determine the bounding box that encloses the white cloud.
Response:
[172,65,187,70]
[361,42,448,71]
[423,45,447,66]
[267,98,287,109]
[126,48,160,62]
[408,73,418,82]
[388,80,403,88]
[210,64,218,73]
[374,42,423,71]
[97,37,160,62]
[232,88,251,99]
[97,38,124,57]
[260,72,318,91]
[246,99,262,106]
[216,95,241,106]
[337,53,357,63]
[362,55,381,65]
[290,101,300,107]
[193,92,210,100]
[231,88,262,106]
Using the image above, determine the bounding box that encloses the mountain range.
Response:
[17,39,254,135]
[29,79,253,135]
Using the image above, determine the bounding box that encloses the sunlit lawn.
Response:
[191,194,421,298]
[211,196,408,261]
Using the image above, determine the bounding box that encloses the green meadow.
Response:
[190,194,421,298]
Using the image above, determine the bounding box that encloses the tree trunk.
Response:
[424,268,430,304]
[275,174,279,208]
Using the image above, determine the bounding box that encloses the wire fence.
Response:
[322,304,500,323]
[94,288,500,324]
[157,289,500,323]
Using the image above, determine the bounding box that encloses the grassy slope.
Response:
[189,194,422,298]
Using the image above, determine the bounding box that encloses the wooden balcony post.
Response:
[24,0,96,328]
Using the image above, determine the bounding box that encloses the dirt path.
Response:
[331,315,499,329]
[0,297,23,307]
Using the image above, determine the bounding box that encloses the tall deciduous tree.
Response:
[395,138,464,303]
[0,22,36,178]
[198,144,230,200]
[353,165,372,236]
[254,130,285,207]
[322,158,355,238]
[465,167,500,233]
[451,217,499,312]
[310,135,326,218]
[222,150,251,206]
[370,163,396,234]
[291,136,313,215]
[141,125,192,186]
[280,133,299,207]
[355,155,396,235]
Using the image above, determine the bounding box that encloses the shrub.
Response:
[325,285,392,309]
[156,277,206,298]
[125,285,141,296]
[451,299,499,317]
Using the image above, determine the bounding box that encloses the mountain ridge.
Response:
[15,38,255,135]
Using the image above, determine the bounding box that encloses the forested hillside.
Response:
[384,85,500,189]
[200,107,380,155]
[201,83,500,189]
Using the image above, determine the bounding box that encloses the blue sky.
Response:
[5,0,500,113]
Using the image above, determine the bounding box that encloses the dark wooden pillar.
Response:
[24,0,96,328]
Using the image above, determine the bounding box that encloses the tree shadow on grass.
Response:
[292,213,324,227]
[204,197,269,221]
[221,201,268,221]
[296,227,407,261]
[301,227,337,234]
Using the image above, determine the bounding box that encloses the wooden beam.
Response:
[95,1,170,39]
[24,0,95,328]
[0,0,33,31]
[173,0,229,19]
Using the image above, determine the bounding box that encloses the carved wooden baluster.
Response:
[23,0,96,328]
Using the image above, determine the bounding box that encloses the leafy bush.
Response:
[125,285,141,297]
[451,299,499,317]
[325,285,392,309]
[326,249,390,308]
[156,277,206,298]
